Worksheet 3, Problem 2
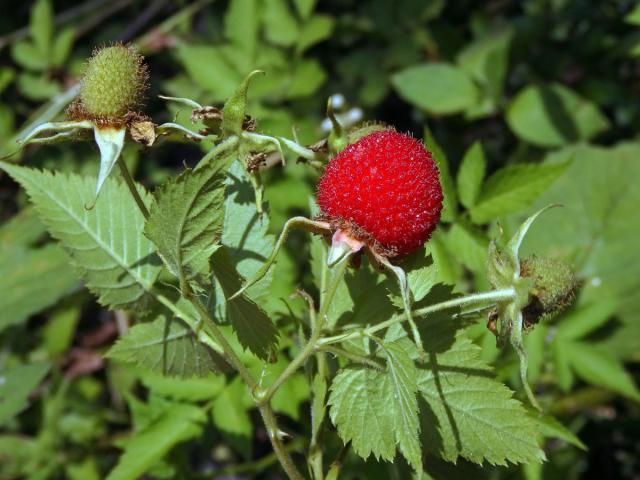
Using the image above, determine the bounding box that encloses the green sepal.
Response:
[326,96,347,154]
[485,205,561,411]
[93,126,126,197]
[18,120,93,146]
[222,70,263,137]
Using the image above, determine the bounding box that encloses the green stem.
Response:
[117,158,149,219]
[278,136,328,163]
[261,254,351,403]
[320,345,384,370]
[258,404,305,480]
[208,438,304,479]
[196,135,239,167]
[249,170,264,214]
[151,290,225,356]
[189,297,257,390]
[317,288,516,347]
[309,250,329,480]
[189,295,304,479]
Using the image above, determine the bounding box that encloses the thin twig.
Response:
[317,288,517,347]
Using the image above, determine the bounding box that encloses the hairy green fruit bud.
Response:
[73,44,149,124]
[520,255,577,328]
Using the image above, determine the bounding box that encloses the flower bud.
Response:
[520,255,577,328]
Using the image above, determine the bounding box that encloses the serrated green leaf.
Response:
[457,141,486,209]
[16,71,60,100]
[395,249,439,305]
[106,403,205,480]
[293,0,315,19]
[51,27,75,67]
[521,143,640,356]
[424,128,457,222]
[0,207,45,249]
[551,339,574,391]
[263,0,299,47]
[145,158,227,283]
[10,41,48,71]
[0,362,50,427]
[328,261,396,328]
[535,414,587,450]
[0,67,15,94]
[329,367,396,462]
[556,298,619,340]
[224,0,259,56]
[296,14,334,54]
[457,29,512,118]
[222,162,276,302]
[506,83,610,147]
[564,340,640,402]
[417,335,545,465]
[425,231,461,285]
[289,59,327,97]
[377,341,422,472]
[329,340,423,471]
[107,315,225,377]
[210,247,278,360]
[0,162,161,311]
[394,314,546,466]
[392,63,479,115]
[174,44,243,101]
[30,0,53,57]
[470,162,569,223]
[212,376,252,436]
[446,223,487,273]
[138,371,225,402]
[0,244,77,333]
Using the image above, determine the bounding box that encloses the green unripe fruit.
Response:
[520,255,577,327]
[78,45,148,121]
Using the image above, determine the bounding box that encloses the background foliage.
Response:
[1,0,639,478]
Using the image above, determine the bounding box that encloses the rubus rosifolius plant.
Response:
[0,47,582,479]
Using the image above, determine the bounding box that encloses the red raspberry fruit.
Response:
[317,130,443,258]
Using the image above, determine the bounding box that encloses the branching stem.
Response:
[260,254,351,403]
[317,288,517,347]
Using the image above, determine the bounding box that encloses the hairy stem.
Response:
[258,404,305,480]
[261,254,351,403]
[189,296,305,479]
[207,438,304,479]
[117,158,150,219]
[320,345,384,370]
[317,288,517,347]
[190,298,256,388]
